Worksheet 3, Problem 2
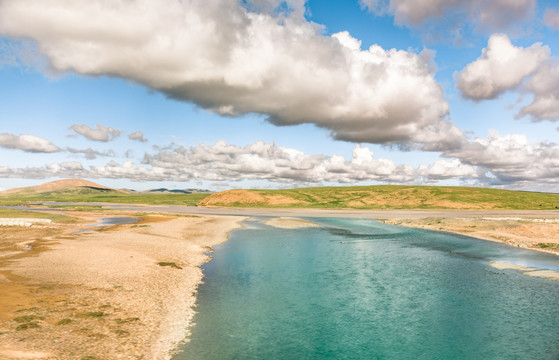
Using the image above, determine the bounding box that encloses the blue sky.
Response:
[0,0,558,191]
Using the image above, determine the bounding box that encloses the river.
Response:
[176,217,559,359]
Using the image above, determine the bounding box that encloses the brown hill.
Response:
[199,189,305,207]
[0,179,119,195]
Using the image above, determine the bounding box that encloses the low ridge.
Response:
[198,185,559,210]
[0,179,120,195]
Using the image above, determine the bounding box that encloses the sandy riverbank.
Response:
[0,211,245,360]
[380,216,559,255]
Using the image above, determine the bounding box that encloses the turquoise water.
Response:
[176,218,559,360]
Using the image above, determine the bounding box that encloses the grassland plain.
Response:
[0,187,210,206]
[4,180,559,210]
[4,184,559,210]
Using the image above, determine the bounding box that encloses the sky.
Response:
[0,0,559,192]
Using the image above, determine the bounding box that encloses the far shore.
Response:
[22,202,559,220]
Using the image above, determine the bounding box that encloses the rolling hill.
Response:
[0,179,121,196]
[0,179,209,206]
[199,186,559,210]
[2,180,559,210]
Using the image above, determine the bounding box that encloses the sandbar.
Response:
[263,217,320,229]
[490,261,559,281]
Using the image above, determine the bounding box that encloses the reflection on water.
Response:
[177,217,559,360]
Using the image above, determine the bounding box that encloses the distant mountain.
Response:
[146,188,212,194]
[0,179,124,196]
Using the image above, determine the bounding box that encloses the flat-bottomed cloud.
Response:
[0,133,60,153]
[69,124,121,142]
[0,0,459,149]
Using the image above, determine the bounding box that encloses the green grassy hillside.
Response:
[3,182,559,210]
[0,186,210,206]
[199,185,559,210]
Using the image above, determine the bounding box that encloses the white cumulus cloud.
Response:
[0,0,458,149]
[444,130,559,185]
[544,8,559,29]
[128,131,148,143]
[141,141,417,184]
[0,133,60,153]
[418,159,477,181]
[518,60,559,121]
[455,34,549,100]
[0,135,558,190]
[60,161,84,170]
[67,147,116,160]
[69,124,120,142]
[456,34,559,122]
[360,0,535,39]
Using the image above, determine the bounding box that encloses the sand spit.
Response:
[0,212,245,360]
[263,217,321,229]
[490,261,559,281]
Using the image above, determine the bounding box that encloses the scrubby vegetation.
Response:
[535,243,559,251]
[157,261,182,269]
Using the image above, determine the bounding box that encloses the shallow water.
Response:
[176,218,559,360]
